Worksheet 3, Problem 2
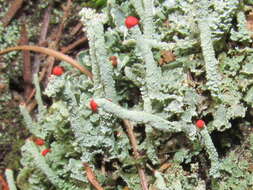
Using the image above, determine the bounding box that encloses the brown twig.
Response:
[0,45,93,79]
[0,174,9,190]
[0,45,93,113]
[45,0,73,81]
[83,163,104,190]
[25,5,52,106]
[61,37,88,53]
[1,0,24,27]
[123,119,149,190]
[70,22,83,36]
[26,99,38,112]
[20,23,33,99]
[55,0,72,45]
[45,55,56,84]
[33,5,52,73]
[39,6,52,44]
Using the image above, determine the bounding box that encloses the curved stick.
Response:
[0,45,93,79]
[83,163,104,190]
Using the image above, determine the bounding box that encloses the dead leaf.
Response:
[248,163,253,172]
[159,163,172,172]
[247,12,253,33]
[158,50,176,65]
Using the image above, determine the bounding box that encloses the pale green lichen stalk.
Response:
[200,128,220,178]
[23,140,81,190]
[80,8,117,101]
[95,98,196,140]
[33,73,46,118]
[130,27,162,107]
[128,0,165,164]
[128,1,162,109]
[230,10,252,43]
[5,169,17,190]
[19,105,43,138]
[197,4,222,97]
[131,0,154,38]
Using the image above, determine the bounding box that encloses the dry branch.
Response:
[20,24,33,99]
[0,45,93,79]
[123,120,149,190]
[33,5,52,73]
[61,37,88,53]
[1,0,24,27]
[45,0,73,81]
[83,163,104,190]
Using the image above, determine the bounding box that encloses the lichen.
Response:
[8,0,253,189]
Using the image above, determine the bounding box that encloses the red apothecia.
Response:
[109,56,118,67]
[34,138,45,146]
[52,66,64,76]
[90,99,98,112]
[41,149,51,156]
[196,120,205,129]
[125,16,139,29]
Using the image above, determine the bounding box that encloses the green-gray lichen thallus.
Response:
[12,0,253,189]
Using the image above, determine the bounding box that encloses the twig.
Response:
[101,159,106,175]
[45,55,56,85]
[20,23,33,99]
[123,119,149,190]
[26,5,51,103]
[38,6,52,44]
[0,45,93,79]
[29,6,52,104]
[83,163,104,190]
[33,5,52,73]
[26,98,37,112]
[61,37,88,53]
[55,0,72,44]
[0,174,9,190]
[0,45,92,113]
[1,0,24,27]
[45,0,73,82]
[70,22,83,36]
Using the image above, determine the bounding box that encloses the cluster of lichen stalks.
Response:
[0,1,226,189]
[78,2,220,179]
